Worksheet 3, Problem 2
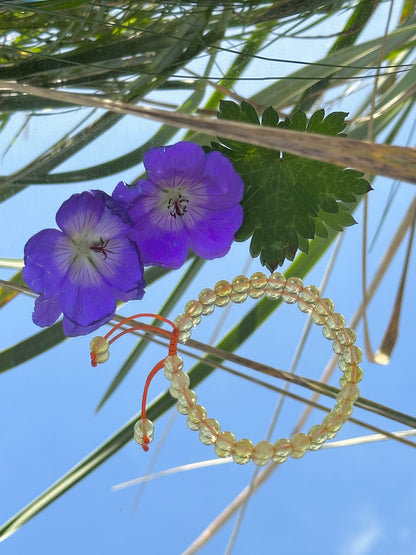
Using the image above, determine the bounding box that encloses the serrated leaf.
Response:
[214,101,370,271]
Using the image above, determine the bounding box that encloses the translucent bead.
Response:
[232,438,254,465]
[290,432,310,459]
[169,371,190,398]
[337,383,360,403]
[265,272,286,300]
[252,440,273,466]
[336,327,356,346]
[339,345,363,365]
[343,365,364,384]
[185,299,203,326]
[164,355,183,379]
[301,285,320,304]
[322,325,337,340]
[134,418,154,446]
[282,276,303,303]
[198,288,216,315]
[337,357,354,372]
[174,313,193,334]
[176,388,197,415]
[332,340,346,355]
[248,272,267,299]
[231,275,250,303]
[215,431,236,458]
[272,438,293,463]
[214,280,232,307]
[186,404,207,431]
[322,411,343,434]
[90,336,110,364]
[199,418,221,445]
[298,285,319,313]
[178,329,192,343]
[325,312,346,331]
[308,425,328,451]
[315,297,335,316]
[335,399,354,420]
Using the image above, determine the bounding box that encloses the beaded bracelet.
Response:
[90,273,363,466]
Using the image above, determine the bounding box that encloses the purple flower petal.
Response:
[144,142,206,189]
[187,204,243,259]
[199,151,244,210]
[60,261,116,327]
[32,294,62,327]
[112,181,142,211]
[23,229,69,297]
[92,235,145,299]
[62,315,109,337]
[56,191,104,237]
[130,223,188,269]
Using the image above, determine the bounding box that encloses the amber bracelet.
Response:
[124,272,363,465]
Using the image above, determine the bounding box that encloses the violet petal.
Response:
[144,142,206,188]
[187,204,243,259]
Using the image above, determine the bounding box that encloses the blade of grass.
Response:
[2,80,416,185]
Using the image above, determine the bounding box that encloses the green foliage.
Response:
[212,101,370,271]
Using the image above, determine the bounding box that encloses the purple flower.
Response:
[23,190,145,337]
[113,142,244,269]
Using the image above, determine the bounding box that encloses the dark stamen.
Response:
[167,194,189,219]
[90,237,113,260]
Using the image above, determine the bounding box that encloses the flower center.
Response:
[90,237,113,260]
[167,194,189,219]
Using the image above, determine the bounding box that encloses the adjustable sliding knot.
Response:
[88,312,180,452]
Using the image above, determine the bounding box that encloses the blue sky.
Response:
[1,3,416,554]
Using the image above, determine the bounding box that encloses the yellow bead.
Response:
[337,383,360,403]
[291,432,310,458]
[215,431,236,458]
[134,418,154,445]
[336,327,356,346]
[231,275,250,303]
[332,340,345,355]
[315,297,335,316]
[177,388,197,415]
[185,299,203,326]
[265,272,286,300]
[90,336,110,364]
[186,404,207,431]
[169,371,190,398]
[252,440,273,466]
[248,272,267,299]
[340,345,363,365]
[232,438,254,465]
[214,280,232,307]
[272,438,292,463]
[308,425,328,451]
[282,277,303,304]
[178,329,192,342]
[325,312,346,331]
[322,411,343,434]
[199,418,221,445]
[322,325,336,340]
[164,355,183,379]
[174,313,193,333]
[198,288,217,315]
[343,365,364,384]
[300,285,320,304]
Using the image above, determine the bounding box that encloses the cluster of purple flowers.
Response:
[23,142,244,336]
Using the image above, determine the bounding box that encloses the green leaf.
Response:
[213,102,370,271]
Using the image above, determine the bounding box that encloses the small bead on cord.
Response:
[90,313,179,451]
